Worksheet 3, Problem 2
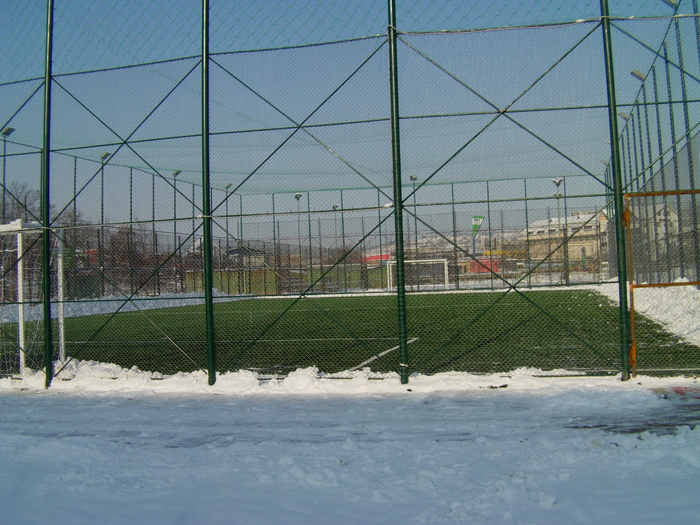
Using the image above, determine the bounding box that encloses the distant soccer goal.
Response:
[386,258,449,291]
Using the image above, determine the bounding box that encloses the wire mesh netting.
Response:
[1,0,699,385]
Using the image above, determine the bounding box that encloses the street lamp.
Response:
[172,170,181,291]
[552,178,568,284]
[99,152,111,296]
[410,175,419,290]
[631,69,646,82]
[2,127,15,224]
[100,153,111,231]
[332,204,339,257]
[410,176,418,258]
[331,203,340,290]
[224,183,232,261]
[294,193,302,279]
[172,170,181,245]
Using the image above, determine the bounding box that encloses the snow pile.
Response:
[594,280,700,346]
[6,361,699,396]
[0,290,239,324]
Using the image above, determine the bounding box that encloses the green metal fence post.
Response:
[41,0,55,388]
[388,0,409,384]
[202,0,217,385]
[600,0,631,380]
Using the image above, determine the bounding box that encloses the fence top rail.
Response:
[624,189,700,199]
[631,281,700,289]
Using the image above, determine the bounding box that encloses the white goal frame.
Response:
[386,258,449,290]
[0,219,65,376]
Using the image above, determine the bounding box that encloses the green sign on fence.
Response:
[471,216,484,238]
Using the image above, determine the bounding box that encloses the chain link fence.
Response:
[1,0,699,385]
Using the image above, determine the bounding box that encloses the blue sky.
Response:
[0,0,695,231]
[0,0,683,83]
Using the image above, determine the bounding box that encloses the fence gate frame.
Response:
[624,188,700,376]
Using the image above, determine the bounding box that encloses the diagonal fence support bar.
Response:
[601,0,631,381]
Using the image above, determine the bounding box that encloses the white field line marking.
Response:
[349,337,419,371]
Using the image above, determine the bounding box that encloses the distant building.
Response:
[626,203,680,279]
[627,203,679,246]
[516,211,609,268]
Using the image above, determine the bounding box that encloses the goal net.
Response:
[0,219,65,377]
[386,258,449,291]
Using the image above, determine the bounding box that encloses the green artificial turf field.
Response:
[2,289,698,377]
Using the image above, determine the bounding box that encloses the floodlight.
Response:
[1,127,15,137]
[631,70,645,81]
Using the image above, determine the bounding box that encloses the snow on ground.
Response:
[1,374,700,524]
[1,284,699,524]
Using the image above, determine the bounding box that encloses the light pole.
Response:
[410,175,419,290]
[100,152,111,228]
[332,203,339,288]
[224,183,231,262]
[340,190,347,291]
[99,152,110,296]
[294,193,302,282]
[2,127,15,224]
[172,170,181,291]
[332,204,339,258]
[306,193,313,276]
[238,194,243,245]
[552,178,567,284]
[410,176,418,257]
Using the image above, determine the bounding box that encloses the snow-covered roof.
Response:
[526,213,603,230]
